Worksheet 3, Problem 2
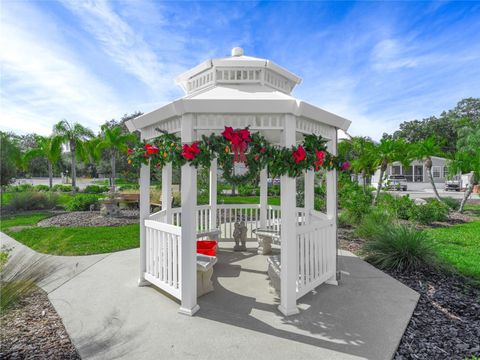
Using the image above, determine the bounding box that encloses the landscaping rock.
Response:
[37,210,139,227]
[0,287,80,359]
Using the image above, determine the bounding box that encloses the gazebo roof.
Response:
[126,48,351,134]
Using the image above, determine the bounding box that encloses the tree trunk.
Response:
[71,141,77,193]
[361,170,366,193]
[48,161,53,189]
[426,157,441,201]
[111,151,116,191]
[459,173,475,213]
[373,161,387,205]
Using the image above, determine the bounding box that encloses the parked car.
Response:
[445,179,461,191]
[383,175,408,191]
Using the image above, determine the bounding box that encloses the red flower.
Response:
[143,144,159,155]
[292,146,307,164]
[127,149,133,154]
[341,161,351,170]
[182,142,201,160]
[260,147,266,154]
[254,155,259,161]
[314,150,326,170]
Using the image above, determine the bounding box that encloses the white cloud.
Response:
[0,1,123,135]
[60,0,181,95]
[371,39,418,71]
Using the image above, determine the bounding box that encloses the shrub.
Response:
[6,184,35,192]
[339,183,372,225]
[83,185,110,194]
[34,184,50,192]
[314,197,326,212]
[238,184,256,196]
[268,185,280,196]
[6,192,59,211]
[408,199,449,225]
[441,197,460,211]
[118,183,139,191]
[355,209,394,240]
[65,194,99,211]
[52,184,78,192]
[363,225,435,272]
[377,193,415,220]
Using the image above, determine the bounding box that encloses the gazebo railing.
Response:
[144,219,182,300]
[295,216,335,299]
[149,204,309,241]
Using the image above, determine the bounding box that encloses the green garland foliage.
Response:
[127,127,350,185]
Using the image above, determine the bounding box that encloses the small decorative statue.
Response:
[233,221,247,251]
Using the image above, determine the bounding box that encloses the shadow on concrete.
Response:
[197,249,373,359]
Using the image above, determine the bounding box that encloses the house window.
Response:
[443,166,449,179]
[432,166,441,178]
[392,165,401,175]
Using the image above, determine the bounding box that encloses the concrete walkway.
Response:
[1,233,419,360]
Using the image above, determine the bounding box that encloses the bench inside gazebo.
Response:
[126,47,351,317]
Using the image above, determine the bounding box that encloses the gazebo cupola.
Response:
[175,47,302,95]
[126,47,351,318]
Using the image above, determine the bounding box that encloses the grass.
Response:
[425,220,480,282]
[0,212,52,230]
[4,225,139,256]
[463,202,480,218]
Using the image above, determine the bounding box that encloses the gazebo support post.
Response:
[138,161,150,286]
[179,114,199,316]
[259,168,268,228]
[326,129,339,285]
[279,115,299,316]
[162,163,172,223]
[304,170,314,224]
[209,159,218,230]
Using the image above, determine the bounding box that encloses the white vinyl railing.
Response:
[144,220,182,300]
[295,218,335,299]
[217,204,260,240]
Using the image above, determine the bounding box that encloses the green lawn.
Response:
[426,220,480,282]
[4,224,139,256]
[0,212,52,230]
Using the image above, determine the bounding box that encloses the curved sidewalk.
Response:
[1,233,419,360]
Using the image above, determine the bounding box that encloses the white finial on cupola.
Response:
[231,47,244,57]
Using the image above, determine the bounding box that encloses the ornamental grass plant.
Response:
[363,224,436,273]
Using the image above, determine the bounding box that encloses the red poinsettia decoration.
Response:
[341,161,351,170]
[182,142,201,160]
[292,146,307,164]
[222,126,251,162]
[314,150,326,170]
[143,144,159,157]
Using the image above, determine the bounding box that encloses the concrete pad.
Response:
[49,246,419,360]
[0,232,110,293]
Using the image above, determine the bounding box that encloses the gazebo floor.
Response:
[48,244,419,360]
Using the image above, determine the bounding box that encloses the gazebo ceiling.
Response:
[125,48,351,136]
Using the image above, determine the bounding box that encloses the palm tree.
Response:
[372,138,411,205]
[81,136,103,178]
[350,137,377,192]
[448,124,480,212]
[410,137,443,201]
[53,120,94,192]
[24,135,62,189]
[98,124,136,190]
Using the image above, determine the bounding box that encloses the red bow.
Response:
[222,126,251,162]
[144,144,159,155]
[314,150,326,170]
[292,146,307,164]
[182,142,201,160]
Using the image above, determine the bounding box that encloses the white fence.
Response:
[144,220,182,300]
[295,218,335,299]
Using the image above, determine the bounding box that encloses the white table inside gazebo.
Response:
[126,47,351,317]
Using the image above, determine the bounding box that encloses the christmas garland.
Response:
[128,127,350,185]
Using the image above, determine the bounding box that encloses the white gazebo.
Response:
[126,47,351,316]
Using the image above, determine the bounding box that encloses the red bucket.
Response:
[196,240,218,256]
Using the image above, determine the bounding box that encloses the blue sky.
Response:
[1,1,479,139]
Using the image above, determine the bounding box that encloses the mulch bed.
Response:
[0,288,80,359]
[339,216,480,360]
[37,210,139,227]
